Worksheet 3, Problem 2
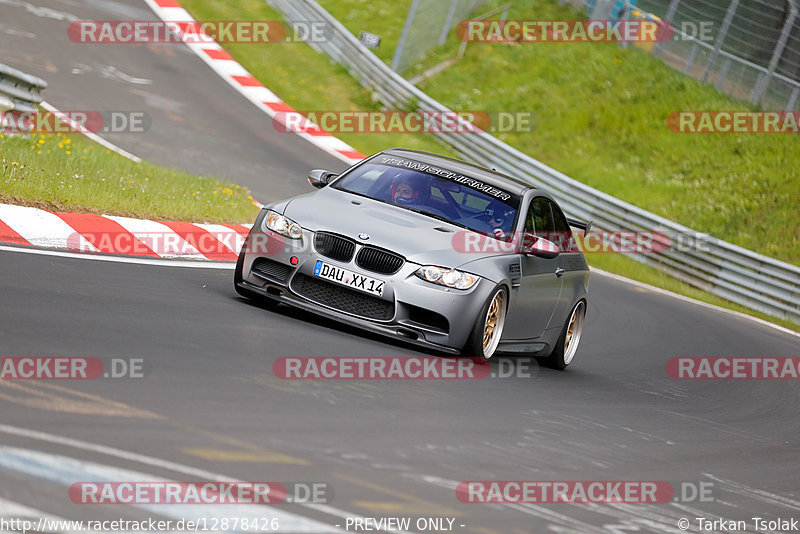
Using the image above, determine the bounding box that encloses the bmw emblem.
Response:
[358,233,370,240]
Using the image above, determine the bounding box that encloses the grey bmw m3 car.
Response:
[234,148,590,369]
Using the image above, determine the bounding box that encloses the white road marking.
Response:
[0,446,342,533]
[0,496,83,534]
[0,425,416,534]
[0,244,234,269]
[40,101,144,162]
[0,0,78,22]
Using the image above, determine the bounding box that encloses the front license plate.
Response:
[314,260,385,297]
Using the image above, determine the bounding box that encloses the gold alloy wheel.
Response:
[565,311,577,347]
[563,301,585,366]
[482,290,506,357]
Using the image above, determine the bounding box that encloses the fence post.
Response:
[751,2,798,104]
[715,58,731,90]
[787,86,799,110]
[703,0,740,82]
[391,0,422,72]
[684,42,699,74]
[439,0,460,46]
[654,0,681,58]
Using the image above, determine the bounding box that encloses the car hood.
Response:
[284,187,476,267]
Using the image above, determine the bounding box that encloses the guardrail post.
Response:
[0,95,13,113]
[0,63,48,133]
[702,0,740,82]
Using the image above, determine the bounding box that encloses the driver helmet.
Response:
[391,175,424,205]
[485,201,513,229]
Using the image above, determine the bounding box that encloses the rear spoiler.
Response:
[567,218,593,233]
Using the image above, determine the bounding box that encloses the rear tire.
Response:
[462,286,508,359]
[539,300,585,370]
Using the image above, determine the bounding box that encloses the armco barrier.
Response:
[0,63,47,116]
[269,0,799,324]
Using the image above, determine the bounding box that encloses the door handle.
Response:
[555,267,565,277]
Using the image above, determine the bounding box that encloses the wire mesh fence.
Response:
[390,0,489,73]
[565,0,800,110]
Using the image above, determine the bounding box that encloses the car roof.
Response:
[378,148,535,197]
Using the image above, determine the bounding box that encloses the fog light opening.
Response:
[396,328,420,341]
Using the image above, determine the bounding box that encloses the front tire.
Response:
[233,237,277,309]
[463,286,508,359]
[539,300,585,370]
[234,244,254,298]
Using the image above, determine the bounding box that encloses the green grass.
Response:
[0,132,258,223]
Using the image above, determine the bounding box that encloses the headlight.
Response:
[415,266,478,290]
[264,210,303,239]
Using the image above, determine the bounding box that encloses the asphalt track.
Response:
[1,1,800,533]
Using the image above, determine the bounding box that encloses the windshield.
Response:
[332,157,521,239]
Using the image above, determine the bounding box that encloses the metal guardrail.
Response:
[268,0,800,324]
[0,63,47,116]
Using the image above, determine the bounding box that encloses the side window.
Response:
[524,202,535,233]
[549,202,567,232]
[527,197,555,238]
[547,200,573,252]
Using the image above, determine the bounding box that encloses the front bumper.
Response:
[238,225,494,353]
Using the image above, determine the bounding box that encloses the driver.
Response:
[391,176,423,205]
[485,202,513,239]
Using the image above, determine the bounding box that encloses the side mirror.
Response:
[307,169,338,189]
[520,233,560,259]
